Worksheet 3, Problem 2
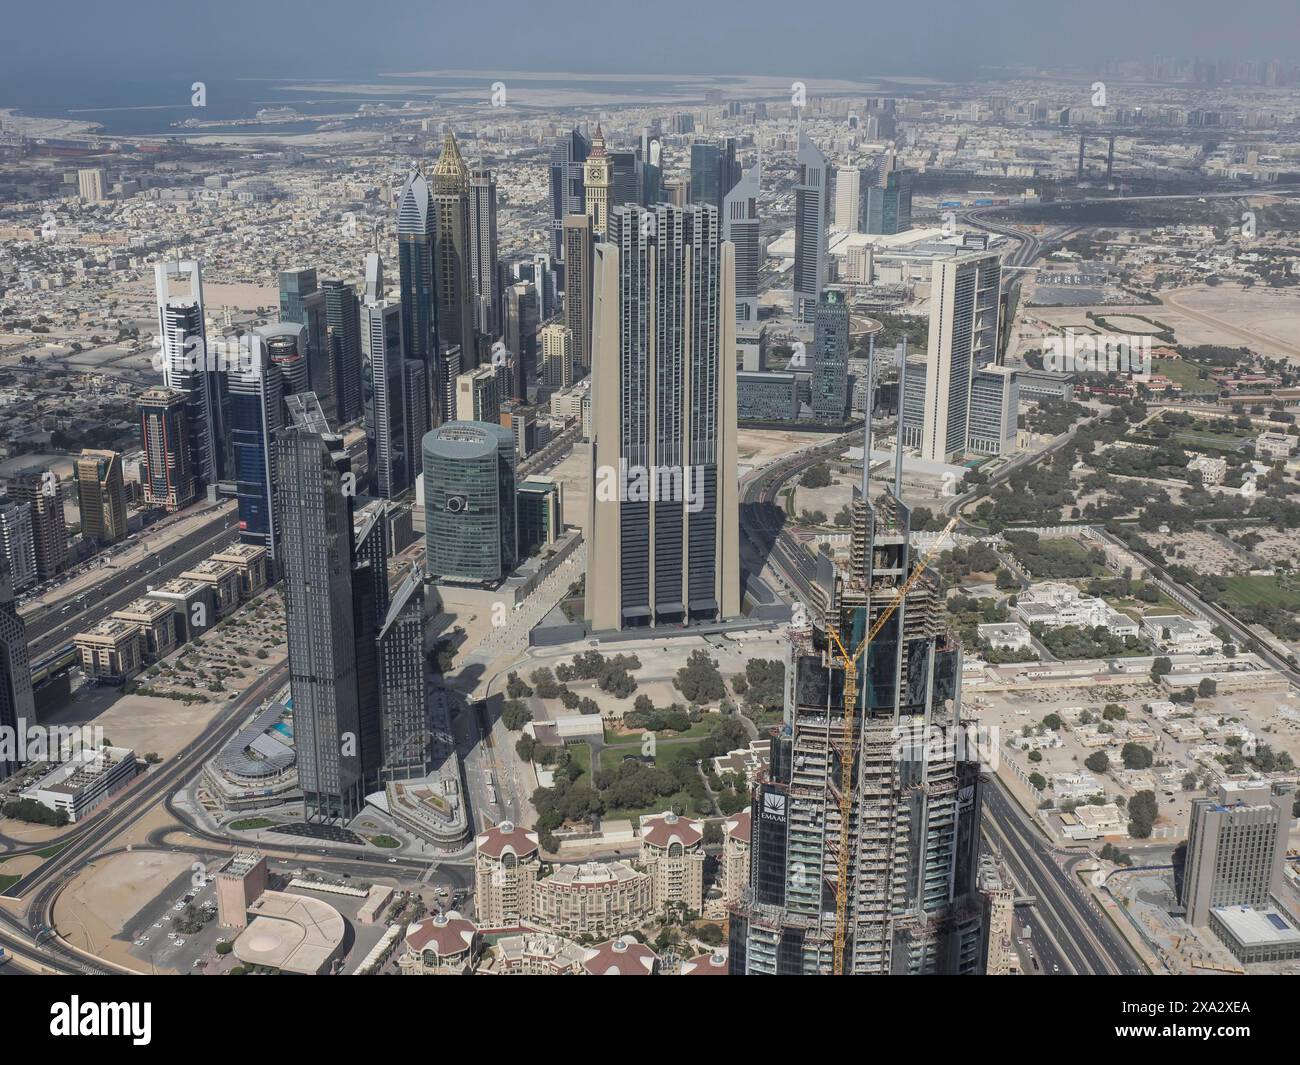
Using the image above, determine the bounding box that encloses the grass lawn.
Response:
[1223,575,1300,610]
[32,842,67,859]
[229,817,277,831]
[564,741,702,824]
[1150,358,1216,393]
[0,874,18,894]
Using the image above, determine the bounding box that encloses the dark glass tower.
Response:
[277,394,381,820]
[549,128,590,261]
[422,421,518,584]
[812,289,850,422]
[397,168,439,425]
[0,559,34,782]
[322,279,363,425]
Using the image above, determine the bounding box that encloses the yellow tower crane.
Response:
[825,514,959,974]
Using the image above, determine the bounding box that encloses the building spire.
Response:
[433,129,468,187]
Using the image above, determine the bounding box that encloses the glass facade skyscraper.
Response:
[422,421,518,584]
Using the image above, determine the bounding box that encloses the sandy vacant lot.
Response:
[55,849,195,972]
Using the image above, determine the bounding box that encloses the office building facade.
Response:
[549,128,590,260]
[793,135,831,322]
[562,214,594,376]
[586,203,740,630]
[278,394,381,820]
[919,251,1001,462]
[322,279,363,425]
[469,168,501,339]
[422,422,518,584]
[139,386,197,513]
[7,470,68,580]
[363,299,410,499]
[1183,782,1290,927]
[812,290,850,422]
[75,450,128,546]
[722,156,762,330]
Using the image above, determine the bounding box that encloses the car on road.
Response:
[387,857,398,864]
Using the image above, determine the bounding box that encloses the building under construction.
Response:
[728,484,985,974]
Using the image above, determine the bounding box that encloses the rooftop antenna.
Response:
[894,335,907,499]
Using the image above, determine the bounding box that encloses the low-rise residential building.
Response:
[978,621,1033,651]
[478,928,587,975]
[722,809,751,906]
[1015,581,1139,637]
[639,811,706,914]
[1053,771,1104,801]
[474,821,541,927]
[180,557,242,617]
[1187,454,1227,486]
[581,936,659,975]
[398,912,479,975]
[1255,431,1295,461]
[533,861,652,939]
[210,543,270,598]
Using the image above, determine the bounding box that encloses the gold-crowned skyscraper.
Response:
[431,131,477,372]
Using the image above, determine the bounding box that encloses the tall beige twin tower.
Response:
[585,204,740,632]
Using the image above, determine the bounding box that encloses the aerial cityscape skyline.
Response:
[0,2,1296,1035]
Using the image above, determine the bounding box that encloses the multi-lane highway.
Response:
[983,779,1146,974]
[25,508,239,660]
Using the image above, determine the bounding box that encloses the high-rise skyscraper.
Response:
[432,133,477,377]
[7,469,68,581]
[834,164,864,233]
[469,168,501,339]
[279,268,331,418]
[690,137,740,216]
[0,559,35,780]
[730,487,984,974]
[812,290,850,422]
[255,322,309,398]
[422,422,519,584]
[793,134,831,322]
[583,125,612,239]
[503,281,538,403]
[722,155,762,330]
[549,128,590,260]
[75,450,128,546]
[0,499,36,592]
[362,297,409,499]
[226,345,283,558]
[1182,781,1290,927]
[562,214,594,376]
[377,567,429,780]
[322,279,363,425]
[397,167,439,427]
[586,204,740,631]
[155,260,223,492]
[454,365,501,423]
[138,386,197,513]
[278,393,381,820]
[863,153,914,236]
[919,250,1001,462]
[540,322,575,390]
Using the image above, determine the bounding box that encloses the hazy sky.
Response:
[5,0,1299,83]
